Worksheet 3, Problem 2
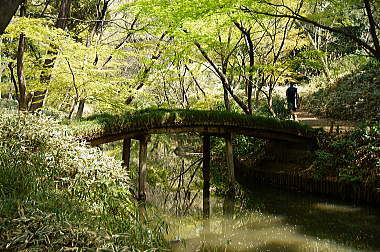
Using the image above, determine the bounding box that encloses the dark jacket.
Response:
[286,86,298,110]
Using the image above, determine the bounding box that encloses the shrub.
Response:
[313,123,380,186]
[0,109,168,250]
[303,58,380,122]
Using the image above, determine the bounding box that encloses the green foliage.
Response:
[0,109,168,250]
[257,95,292,120]
[304,57,380,122]
[313,150,336,179]
[313,123,380,185]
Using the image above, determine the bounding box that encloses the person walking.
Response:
[286,81,299,120]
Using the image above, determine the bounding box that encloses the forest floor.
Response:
[295,109,357,133]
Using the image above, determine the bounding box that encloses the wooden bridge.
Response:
[68,109,317,223]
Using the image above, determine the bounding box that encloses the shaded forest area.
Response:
[0,0,379,250]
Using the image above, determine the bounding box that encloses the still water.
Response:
[167,185,380,251]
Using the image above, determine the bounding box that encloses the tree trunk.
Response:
[138,135,149,207]
[67,99,77,119]
[223,88,231,111]
[363,0,380,61]
[16,3,27,111]
[29,0,72,112]
[29,90,47,112]
[0,0,24,35]
[267,87,275,117]
[223,134,235,218]
[255,73,264,106]
[202,135,211,232]
[55,0,71,29]
[8,63,19,99]
[234,21,255,114]
[75,99,85,118]
[122,138,131,169]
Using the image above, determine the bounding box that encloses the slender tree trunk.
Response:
[75,98,85,118]
[267,86,275,117]
[29,0,72,112]
[138,135,149,218]
[16,3,27,111]
[223,134,235,218]
[255,73,265,106]
[122,138,131,169]
[223,88,231,111]
[8,63,19,98]
[17,34,27,111]
[234,22,255,114]
[67,98,77,119]
[363,0,380,61]
[202,135,211,232]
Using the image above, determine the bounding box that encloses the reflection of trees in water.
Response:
[243,185,380,251]
[122,133,380,251]
[145,133,204,216]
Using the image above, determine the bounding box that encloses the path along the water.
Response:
[295,110,357,132]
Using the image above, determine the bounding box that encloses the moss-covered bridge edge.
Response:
[63,108,319,146]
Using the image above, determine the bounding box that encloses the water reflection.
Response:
[167,185,380,251]
[313,203,361,213]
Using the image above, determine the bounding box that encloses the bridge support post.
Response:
[138,135,149,216]
[224,133,235,218]
[202,135,211,233]
[122,138,131,169]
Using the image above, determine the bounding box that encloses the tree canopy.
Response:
[0,0,378,117]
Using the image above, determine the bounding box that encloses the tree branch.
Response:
[241,2,379,59]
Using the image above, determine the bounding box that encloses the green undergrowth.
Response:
[311,123,380,186]
[0,109,169,251]
[303,57,380,122]
[63,108,316,141]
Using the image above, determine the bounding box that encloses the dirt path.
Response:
[294,110,357,133]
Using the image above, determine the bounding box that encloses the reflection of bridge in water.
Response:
[72,109,317,223]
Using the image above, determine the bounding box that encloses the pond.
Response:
[166,185,380,251]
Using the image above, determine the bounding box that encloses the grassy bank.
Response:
[303,57,380,122]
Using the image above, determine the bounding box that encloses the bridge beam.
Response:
[122,138,131,169]
[138,135,150,214]
[224,133,235,218]
[202,135,211,232]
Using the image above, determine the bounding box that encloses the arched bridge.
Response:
[69,109,316,146]
[68,109,317,221]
